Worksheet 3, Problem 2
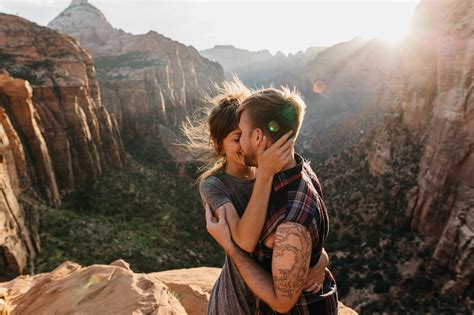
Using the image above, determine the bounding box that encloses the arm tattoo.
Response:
[273,222,312,299]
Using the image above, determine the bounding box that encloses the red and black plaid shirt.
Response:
[252,154,338,314]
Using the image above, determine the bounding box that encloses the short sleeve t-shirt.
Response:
[199,168,256,315]
[199,168,255,216]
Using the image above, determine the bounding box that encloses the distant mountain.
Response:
[49,0,224,138]
[201,38,397,159]
[200,45,273,76]
[291,37,398,158]
[200,45,326,86]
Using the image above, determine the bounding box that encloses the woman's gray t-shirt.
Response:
[199,168,256,315]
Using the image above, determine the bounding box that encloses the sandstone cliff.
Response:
[0,260,357,314]
[0,113,37,282]
[0,13,125,197]
[48,0,224,139]
[0,13,126,280]
[368,0,473,294]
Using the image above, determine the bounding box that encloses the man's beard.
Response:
[244,151,257,167]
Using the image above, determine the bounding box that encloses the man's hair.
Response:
[181,76,252,182]
[237,87,306,142]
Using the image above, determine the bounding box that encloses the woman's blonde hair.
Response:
[181,76,252,183]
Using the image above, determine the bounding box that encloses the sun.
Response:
[358,0,419,45]
[375,24,412,44]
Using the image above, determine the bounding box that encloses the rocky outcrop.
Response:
[0,13,126,280]
[0,260,357,314]
[368,0,473,294]
[0,260,186,314]
[0,13,125,197]
[49,0,224,139]
[151,267,221,315]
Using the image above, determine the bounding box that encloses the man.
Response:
[206,87,338,314]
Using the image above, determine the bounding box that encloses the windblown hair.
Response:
[237,86,306,143]
[181,76,252,182]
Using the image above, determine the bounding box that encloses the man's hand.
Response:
[205,203,235,252]
[257,130,294,178]
[303,248,329,293]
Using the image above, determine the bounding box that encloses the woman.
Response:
[182,78,328,314]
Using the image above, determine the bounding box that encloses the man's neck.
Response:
[281,151,297,171]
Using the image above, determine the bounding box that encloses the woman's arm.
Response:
[224,131,295,252]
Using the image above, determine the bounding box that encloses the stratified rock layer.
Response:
[0,13,126,281]
[0,13,125,196]
[0,116,37,282]
[368,0,473,294]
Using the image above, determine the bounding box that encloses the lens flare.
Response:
[282,105,296,121]
[85,273,103,289]
[312,80,326,94]
[268,121,280,133]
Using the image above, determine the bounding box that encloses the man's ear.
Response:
[254,128,264,146]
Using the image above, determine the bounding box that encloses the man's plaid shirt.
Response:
[252,154,338,314]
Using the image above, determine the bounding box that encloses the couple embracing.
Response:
[183,78,338,314]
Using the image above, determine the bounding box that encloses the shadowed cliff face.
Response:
[48,0,224,139]
[0,13,126,280]
[368,0,473,294]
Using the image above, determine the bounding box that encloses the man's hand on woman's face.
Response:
[205,203,235,252]
[257,130,295,177]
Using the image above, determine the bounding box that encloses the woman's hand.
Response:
[205,203,235,253]
[303,248,329,293]
[257,130,295,178]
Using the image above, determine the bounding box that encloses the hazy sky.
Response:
[0,0,419,54]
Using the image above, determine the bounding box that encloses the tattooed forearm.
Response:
[272,222,312,299]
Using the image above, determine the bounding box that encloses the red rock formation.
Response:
[0,260,357,315]
[0,260,186,314]
[0,13,126,281]
[0,119,37,282]
[0,13,125,197]
[49,0,224,139]
[368,0,473,294]
[0,73,59,204]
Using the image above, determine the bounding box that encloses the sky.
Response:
[0,0,420,55]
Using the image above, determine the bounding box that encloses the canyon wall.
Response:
[368,0,473,294]
[0,13,126,279]
[48,0,224,139]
